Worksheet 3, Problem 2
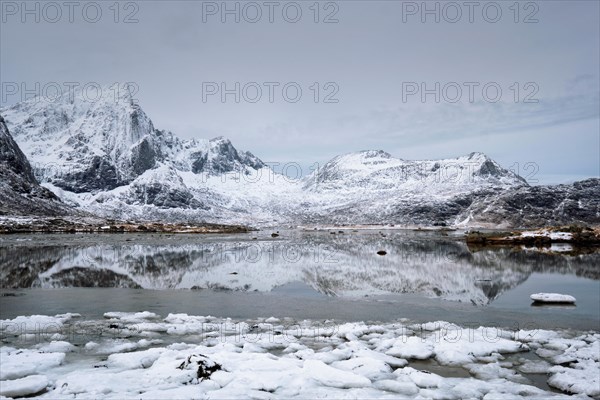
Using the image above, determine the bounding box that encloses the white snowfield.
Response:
[530,293,577,304]
[1,313,598,399]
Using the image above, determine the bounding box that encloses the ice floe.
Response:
[530,293,577,304]
[0,312,598,399]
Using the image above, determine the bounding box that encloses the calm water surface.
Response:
[1,230,598,330]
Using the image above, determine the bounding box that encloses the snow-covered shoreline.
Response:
[1,312,598,399]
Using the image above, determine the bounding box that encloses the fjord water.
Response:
[1,230,598,330]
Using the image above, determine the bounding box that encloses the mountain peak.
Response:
[358,150,393,158]
[210,136,229,143]
[467,151,490,161]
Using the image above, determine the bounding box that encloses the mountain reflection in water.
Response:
[1,231,598,306]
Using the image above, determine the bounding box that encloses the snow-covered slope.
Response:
[2,90,598,228]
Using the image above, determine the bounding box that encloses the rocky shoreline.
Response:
[0,217,250,234]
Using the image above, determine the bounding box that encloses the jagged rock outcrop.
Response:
[458,178,600,227]
[0,115,70,216]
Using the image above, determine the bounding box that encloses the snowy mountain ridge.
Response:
[304,149,526,193]
[2,88,265,194]
[2,89,598,228]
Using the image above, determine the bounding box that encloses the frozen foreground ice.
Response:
[0,312,599,399]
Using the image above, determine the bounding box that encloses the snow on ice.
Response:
[0,312,598,399]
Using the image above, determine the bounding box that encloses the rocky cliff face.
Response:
[0,115,70,216]
[457,178,600,227]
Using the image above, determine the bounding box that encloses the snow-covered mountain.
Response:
[304,150,526,192]
[2,88,264,193]
[298,149,536,226]
[2,89,598,228]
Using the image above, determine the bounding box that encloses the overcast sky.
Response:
[1,0,598,184]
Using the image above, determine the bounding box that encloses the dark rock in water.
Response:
[377,250,387,256]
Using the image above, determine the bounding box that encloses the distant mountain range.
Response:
[1,89,598,228]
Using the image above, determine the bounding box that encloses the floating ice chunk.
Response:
[530,293,576,303]
[516,359,552,374]
[331,357,393,380]
[0,313,79,334]
[0,348,65,380]
[0,375,48,398]
[466,362,528,383]
[548,359,600,397]
[35,340,75,353]
[516,329,561,344]
[84,339,138,355]
[385,336,434,360]
[107,348,165,369]
[296,347,353,364]
[398,367,444,388]
[373,379,420,395]
[242,343,268,353]
[433,327,528,366]
[354,348,408,368]
[304,359,371,388]
[540,335,600,365]
[164,313,212,324]
[104,311,160,322]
